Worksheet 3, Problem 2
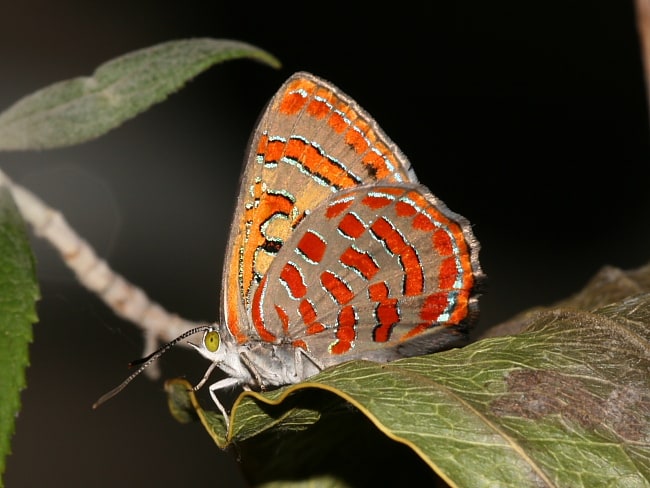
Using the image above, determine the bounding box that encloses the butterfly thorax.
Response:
[194,325,322,391]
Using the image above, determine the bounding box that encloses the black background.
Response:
[2,1,649,487]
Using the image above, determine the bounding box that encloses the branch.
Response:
[0,169,202,375]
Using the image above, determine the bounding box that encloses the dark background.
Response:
[2,2,649,487]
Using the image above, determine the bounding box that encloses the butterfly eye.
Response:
[204,331,221,352]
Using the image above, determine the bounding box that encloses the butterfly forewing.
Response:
[222,72,419,343]
[250,184,481,366]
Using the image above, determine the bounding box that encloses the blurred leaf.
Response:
[0,38,281,150]
[0,187,39,484]
[168,262,650,487]
[480,262,650,339]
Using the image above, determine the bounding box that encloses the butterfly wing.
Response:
[221,72,419,343]
[250,184,483,365]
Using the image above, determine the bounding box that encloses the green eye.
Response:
[204,331,220,352]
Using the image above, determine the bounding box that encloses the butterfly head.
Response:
[188,328,225,362]
[187,325,253,386]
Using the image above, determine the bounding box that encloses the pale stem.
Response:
[0,168,202,377]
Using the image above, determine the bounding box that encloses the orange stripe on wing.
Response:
[407,190,475,292]
[251,276,278,343]
[279,91,308,115]
[345,128,369,154]
[280,262,307,299]
[278,78,315,115]
[329,305,356,354]
[438,257,458,290]
[327,199,354,219]
[307,98,331,119]
[433,228,453,255]
[361,151,393,180]
[275,305,290,335]
[299,299,326,335]
[297,231,327,263]
[340,247,379,280]
[419,292,449,322]
[368,282,399,343]
[370,218,424,296]
[328,112,347,133]
[449,291,471,324]
[337,212,366,238]
[271,136,360,189]
[320,271,354,304]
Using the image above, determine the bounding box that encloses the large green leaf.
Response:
[0,38,280,150]
[0,187,39,484]
[167,263,650,487]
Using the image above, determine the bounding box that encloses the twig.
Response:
[0,168,202,376]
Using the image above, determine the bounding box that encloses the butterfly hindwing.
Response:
[249,184,481,366]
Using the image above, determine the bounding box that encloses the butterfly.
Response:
[95,72,484,430]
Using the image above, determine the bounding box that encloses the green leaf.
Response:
[0,187,39,484]
[168,262,650,487]
[0,38,281,150]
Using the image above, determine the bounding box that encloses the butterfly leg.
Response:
[238,351,265,388]
[294,348,324,381]
[239,347,321,386]
[208,377,240,431]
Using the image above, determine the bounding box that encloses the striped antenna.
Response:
[92,325,213,409]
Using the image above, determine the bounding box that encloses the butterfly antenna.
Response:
[92,325,212,409]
